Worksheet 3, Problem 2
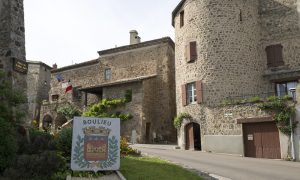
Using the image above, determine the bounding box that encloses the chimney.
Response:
[130,30,141,45]
[52,63,57,69]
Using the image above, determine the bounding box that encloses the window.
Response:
[185,41,197,62]
[181,81,203,106]
[276,81,297,97]
[180,11,184,27]
[52,94,59,101]
[104,68,111,80]
[266,44,284,67]
[187,83,197,104]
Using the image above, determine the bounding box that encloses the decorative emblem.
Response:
[83,127,110,161]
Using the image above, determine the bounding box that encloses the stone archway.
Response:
[185,122,201,150]
[42,114,53,130]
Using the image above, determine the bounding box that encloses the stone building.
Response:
[27,61,52,123]
[40,33,177,143]
[0,0,28,123]
[173,0,300,160]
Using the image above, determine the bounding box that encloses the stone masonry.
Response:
[173,0,300,159]
[40,37,177,143]
[27,61,52,123]
[0,0,28,123]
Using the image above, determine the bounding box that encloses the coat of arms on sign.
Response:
[71,117,120,172]
[84,127,110,161]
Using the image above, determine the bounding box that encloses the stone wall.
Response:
[27,62,51,122]
[174,0,271,108]
[0,0,28,123]
[177,104,271,154]
[43,38,176,143]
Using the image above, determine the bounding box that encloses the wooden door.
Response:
[243,122,281,159]
[186,123,194,150]
[146,123,151,143]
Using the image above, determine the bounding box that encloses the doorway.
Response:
[185,122,201,150]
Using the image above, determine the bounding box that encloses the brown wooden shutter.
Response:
[266,44,284,67]
[196,80,203,104]
[190,41,197,61]
[181,84,187,106]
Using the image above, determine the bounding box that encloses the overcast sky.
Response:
[24,0,179,68]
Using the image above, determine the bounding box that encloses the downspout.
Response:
[289,88,296,161]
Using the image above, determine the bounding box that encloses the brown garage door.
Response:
[243,122,281,159]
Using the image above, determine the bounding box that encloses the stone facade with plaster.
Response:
[27,61,52,123]
[40,37,176,143]
[173,0,300,160]
[0,0,28,123]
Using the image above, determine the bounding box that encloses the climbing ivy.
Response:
[83,90,133,121]
[173,113,192,129]
[258,96,297,135]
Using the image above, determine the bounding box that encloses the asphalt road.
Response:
[132,145,300,180]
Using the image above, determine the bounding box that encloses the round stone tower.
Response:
[174,0,269,108]
[172,0,271,150]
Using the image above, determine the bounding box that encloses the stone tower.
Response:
[173,0,271,108]
[172,0,300,158]
[0,0,28,123]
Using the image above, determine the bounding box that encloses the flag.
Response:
[65,80,73,93]
[56,74,64,82]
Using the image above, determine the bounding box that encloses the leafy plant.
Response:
[120,137,140,156]
[3,151,66,180]
[56,128,72,162]
[83,90,133,121]
[0,70,26,173]
[173,113,192,129]
[258,96,296,135]
[57,103,82,120]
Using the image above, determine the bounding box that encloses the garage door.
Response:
[243,122,281,159]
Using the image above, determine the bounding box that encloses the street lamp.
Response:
[289,88,296,161]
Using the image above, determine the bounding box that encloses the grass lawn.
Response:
[120,156,202,180]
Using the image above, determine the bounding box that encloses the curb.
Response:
[116,170,126,180]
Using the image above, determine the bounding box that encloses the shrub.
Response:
[56,128,73,162]
[57,104,82,120]
[3,151,66,180]
[120,137,139,156]
[17,128,56,155]
[0,117,18,173]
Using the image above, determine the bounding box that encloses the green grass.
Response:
[120,156,202,180]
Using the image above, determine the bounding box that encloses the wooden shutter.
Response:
[196,80,203,104]
[190,41,197,61]
[266,44,284,67]
[181,84,187,106]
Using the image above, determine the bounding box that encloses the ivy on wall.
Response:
[83,90,133,121]
[258,96,297,136]
[173,113,192,129]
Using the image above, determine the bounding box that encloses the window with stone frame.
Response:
[266,44,284,67]
[181,80,203,106]
[180,11,184,28]
[51,94,59,101]
[104,68,112,80]
[276,81,297,98]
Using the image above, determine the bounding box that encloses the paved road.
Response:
[131,144,300,180]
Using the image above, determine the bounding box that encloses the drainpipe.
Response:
[289,88,296,161]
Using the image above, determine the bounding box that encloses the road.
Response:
[132,144,300,180]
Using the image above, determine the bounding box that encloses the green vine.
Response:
[73,135,118,169]
[173,113,192,129]
[258,96,297,135]
[83,90,133,121]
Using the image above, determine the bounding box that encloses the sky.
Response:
[24,0,179,68]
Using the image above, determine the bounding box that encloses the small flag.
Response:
[65,80,73,93]
[56,74,64,82]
